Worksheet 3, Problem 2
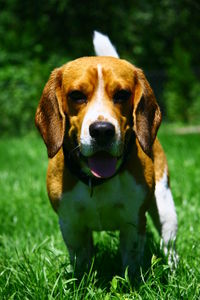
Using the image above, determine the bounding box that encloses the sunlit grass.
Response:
[0,126,200,299]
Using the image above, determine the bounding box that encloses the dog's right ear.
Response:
[35,67,65,158]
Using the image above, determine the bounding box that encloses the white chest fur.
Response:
[58,171,147,232]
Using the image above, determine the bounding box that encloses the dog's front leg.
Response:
[149,171,178,266]
[59,220,93,272]
[120,226,146,277]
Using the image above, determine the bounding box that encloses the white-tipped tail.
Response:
[93,31,119,58]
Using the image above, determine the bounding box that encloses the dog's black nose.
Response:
[89,121,115,144]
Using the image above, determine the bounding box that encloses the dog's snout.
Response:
[89,121,115,143]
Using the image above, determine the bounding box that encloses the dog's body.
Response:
[35,32,177,274]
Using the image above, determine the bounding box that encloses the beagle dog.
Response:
[35,31,177,274]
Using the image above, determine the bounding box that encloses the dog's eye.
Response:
[68,90,87,104]
[113,90,131,104]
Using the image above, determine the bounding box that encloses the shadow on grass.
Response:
[63,230,170,292]
[94,230,168,287]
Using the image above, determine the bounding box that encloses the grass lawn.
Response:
[0,125,200,299]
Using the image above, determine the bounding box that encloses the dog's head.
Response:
[35,57,161,178]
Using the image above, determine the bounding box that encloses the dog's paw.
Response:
[161,238,179,269]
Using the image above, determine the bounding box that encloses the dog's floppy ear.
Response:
[35,67,65,158]
[133,68,162,156]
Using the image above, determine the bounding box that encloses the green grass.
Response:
[0,125,200,299]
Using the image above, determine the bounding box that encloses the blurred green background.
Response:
[0,0,200,135]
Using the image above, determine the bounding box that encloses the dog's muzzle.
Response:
[79,121,117,178]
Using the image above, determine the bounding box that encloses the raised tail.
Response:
[93,31,119,58]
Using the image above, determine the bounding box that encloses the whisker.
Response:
[69,144,81,155]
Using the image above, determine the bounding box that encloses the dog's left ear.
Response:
[35,67,65,158]
[133,68,162,156]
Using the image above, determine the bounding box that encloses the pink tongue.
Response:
[88,152,117,178]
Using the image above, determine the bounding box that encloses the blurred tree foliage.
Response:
[163,41,200,123]
[0,0,200,134]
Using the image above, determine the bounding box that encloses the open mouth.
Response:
[88,151,118,179]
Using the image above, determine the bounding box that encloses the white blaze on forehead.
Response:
[80,64,120,153]
[96,64,104,103]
